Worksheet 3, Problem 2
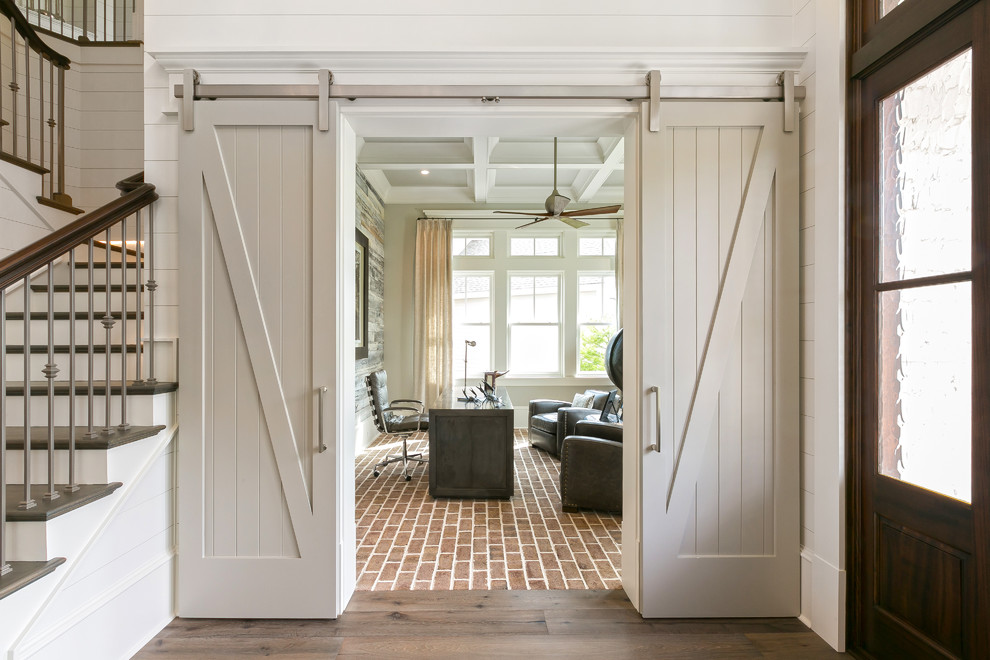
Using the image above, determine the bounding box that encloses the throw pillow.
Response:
[571,392,594,408]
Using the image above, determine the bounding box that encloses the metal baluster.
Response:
[19,277,35,510]
[86,239,96,436]
[134,209,143,383]
[0,289,10,576]
[38,53,44,194]
[146,204,157,384]
[56,66,65,202]
[103,0,106,41]
[101,230,114,433]
[9,31,19,159]
[82,0,87,40]
[66,251,78,491]
[118,217,128,429]
[1,23,5,154]
[23,30,29,164]
[42,264,58,500]
[70,0,74,39]
[48,61,54,199]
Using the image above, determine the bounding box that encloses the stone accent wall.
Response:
[356,168,386,422]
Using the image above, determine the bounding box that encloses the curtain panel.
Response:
[413,218,453,408]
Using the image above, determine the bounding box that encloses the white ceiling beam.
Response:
[576,138,624,202]
[472,136,497,203]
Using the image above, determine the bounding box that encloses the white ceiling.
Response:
[356,136,624,206]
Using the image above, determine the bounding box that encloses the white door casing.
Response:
[638,101,800,616]
[177,100,338,617]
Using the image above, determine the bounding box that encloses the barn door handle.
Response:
[648,386,661,453]
[318,386,328,453]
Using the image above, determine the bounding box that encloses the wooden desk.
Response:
[429,388,514,498]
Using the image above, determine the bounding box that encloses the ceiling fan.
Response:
[494,137,622,229]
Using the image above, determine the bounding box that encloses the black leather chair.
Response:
[560,419,623,514]
[528,390,611,457]
[366,370,429,481]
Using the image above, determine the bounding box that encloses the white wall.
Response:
[44,36,145,212]
[793,0,846,650]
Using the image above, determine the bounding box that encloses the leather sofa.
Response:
[528,390,611,457]
[560,419,623,514]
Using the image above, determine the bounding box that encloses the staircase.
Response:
[0,174,177,658]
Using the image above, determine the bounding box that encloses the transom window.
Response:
[452,234,492,257]
[509,236,560,257]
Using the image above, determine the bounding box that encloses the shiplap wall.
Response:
[144,0,796,53]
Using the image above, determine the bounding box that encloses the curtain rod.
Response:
[416,216,621,221]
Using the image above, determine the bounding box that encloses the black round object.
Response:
[604,328,623,390]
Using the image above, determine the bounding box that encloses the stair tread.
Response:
[0,558,65,601]
[4,380,178,396]
[3,425,165,451]
[5,483,123,522]
[30,284,144,293]
[3,311,142,320]
[5,344,138,354]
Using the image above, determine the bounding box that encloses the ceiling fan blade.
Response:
[559,216,590,229]
[559,204,623,218]
[515,218,547,229]
[494,210,554,217]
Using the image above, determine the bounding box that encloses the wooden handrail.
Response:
[0,173,157,291]
[0,0,71,68]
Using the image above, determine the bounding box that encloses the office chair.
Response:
[365,370,429,481]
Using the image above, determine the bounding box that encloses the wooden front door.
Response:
[177,100,339,617]
[850,2,990,657]
[637,101,801,616]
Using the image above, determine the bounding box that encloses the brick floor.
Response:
[355,430,622,591]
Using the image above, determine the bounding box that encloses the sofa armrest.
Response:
[529,399,570,417]
[556,407,601,453]
[574,419,623,444]
[560,435,623,513]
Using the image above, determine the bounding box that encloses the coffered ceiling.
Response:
[356,136,624,206]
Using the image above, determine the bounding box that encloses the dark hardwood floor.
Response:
[136,589,847,658]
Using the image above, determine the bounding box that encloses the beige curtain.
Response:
[615,217,624,328]
[413,218,453,408]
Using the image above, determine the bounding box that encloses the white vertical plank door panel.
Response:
[639,101,800,617]
[178,100,336,618]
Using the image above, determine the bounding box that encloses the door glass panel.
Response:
[878,282,971,502]
[879,49,971,282]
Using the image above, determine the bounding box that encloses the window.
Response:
[578,236,616,256]
[510,236,559,256]
[577,273,617,373]
[452,273,492,376]
[508,274,561,374]
[452,234,492,257]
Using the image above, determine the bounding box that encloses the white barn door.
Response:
[638,102,800,616]
[177,100,338,617]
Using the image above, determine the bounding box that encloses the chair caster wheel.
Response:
[404,475,411,481]
[373,471,380,477]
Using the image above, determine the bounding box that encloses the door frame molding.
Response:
[334,101,643,612]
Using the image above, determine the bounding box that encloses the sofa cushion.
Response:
[589,390,610,410]
[531,412,558,434]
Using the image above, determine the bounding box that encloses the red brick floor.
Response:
[355,430,622,591]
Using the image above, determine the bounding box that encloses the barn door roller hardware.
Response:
[176,70,805,134]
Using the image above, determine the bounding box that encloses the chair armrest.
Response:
[574,419,623,444]
[529,399,570,416]
[383,406,420,415]
[390,398,424,412]
[381,406,423,433]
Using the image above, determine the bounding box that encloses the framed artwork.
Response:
[355,228,369,359]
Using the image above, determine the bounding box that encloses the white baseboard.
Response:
[810,552,846,652]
